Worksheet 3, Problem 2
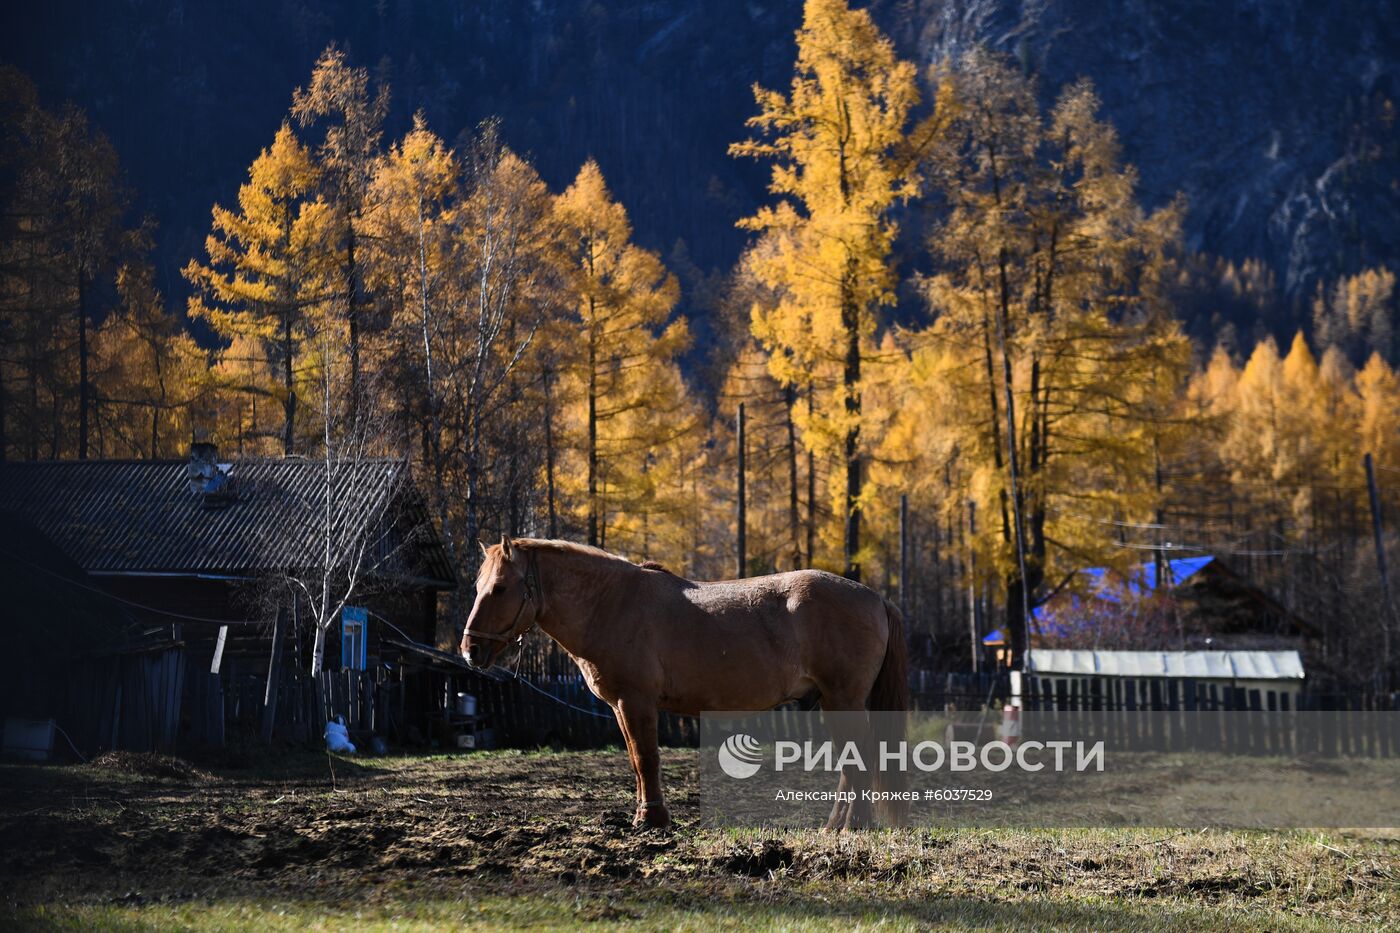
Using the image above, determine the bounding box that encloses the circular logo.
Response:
[717,733,763,779]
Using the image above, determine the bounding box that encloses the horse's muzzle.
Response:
[462,641,492,670]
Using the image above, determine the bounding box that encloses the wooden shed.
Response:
[0,446,458,751]
[0,509,185,759]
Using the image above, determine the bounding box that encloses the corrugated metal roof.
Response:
[1026,649,1305,679]
[0,458,456,587]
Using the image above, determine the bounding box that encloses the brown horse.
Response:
[460,536,907,830]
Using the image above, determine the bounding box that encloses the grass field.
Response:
[1,747,1395,931]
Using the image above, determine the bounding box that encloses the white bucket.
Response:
[456,693,477,717]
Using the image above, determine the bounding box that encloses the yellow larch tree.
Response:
[291,44,390,414]
[92,261,207,457]
[1355,353,1400,483]
[209,332,282,455]
[731,0,946,581]
[185,123,334,454]
[1313,267,1396,365]
[362,113,461,542]
[453,127,567,548]
[715,339,806,574]
[551,159,692,551]
[921,51,1191,664]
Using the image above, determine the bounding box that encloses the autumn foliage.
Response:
[2,3,1397,681]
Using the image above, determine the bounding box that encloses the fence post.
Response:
[736,402,746,579]
[967,500,979,672]
[1365,453,1396,688]
[899,494,910,619]
[260,605,287,743]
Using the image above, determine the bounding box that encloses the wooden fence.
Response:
[912,670,1009,711]
[204,663,693,750]
[1019,674,1400,714]
[217,664,409,745]
[57,655,1395,757]
[462,674,707,748]
[37,648,188,757]
[1018,674,1400,758]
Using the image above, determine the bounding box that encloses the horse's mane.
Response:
[482,538,676,579]
[511,538,634,564]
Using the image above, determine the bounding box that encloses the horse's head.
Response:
[460,534,539,670]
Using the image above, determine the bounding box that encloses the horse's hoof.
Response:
[634,804,671,829]
[842,810,873,831]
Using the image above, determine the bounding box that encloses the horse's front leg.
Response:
[614,696,670,829]
[610,701,645,816]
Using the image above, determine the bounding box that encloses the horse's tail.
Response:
[869,597,909,825]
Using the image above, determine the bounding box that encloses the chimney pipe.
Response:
[187,442,221,494]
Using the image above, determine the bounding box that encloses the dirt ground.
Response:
[0,747,1396,931]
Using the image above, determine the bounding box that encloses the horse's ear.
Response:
[500,533,513,560]
[479,540,490,559]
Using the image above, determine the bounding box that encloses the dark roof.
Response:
[0,458,456,588]
[0,510,136,655]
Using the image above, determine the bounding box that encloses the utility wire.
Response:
[370,610,615,720]
[0,547,261,627]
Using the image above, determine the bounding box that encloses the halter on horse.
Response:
[462,543,543,669]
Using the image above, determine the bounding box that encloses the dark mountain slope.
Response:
[3,0,1395,338]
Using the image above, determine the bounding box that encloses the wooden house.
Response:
[0,445,458,753]
[0,509,179,759]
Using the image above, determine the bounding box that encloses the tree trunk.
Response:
[1005,576,1026,669]
[841,273,862,582]
[465,396,481,554]
[736,402,747,577]
[587,318,599,547]
[77,272,89,460]
[310,610,328,678]
[899,494,909,617]
[282,311,296,455]
[995,245,1032,669]
[345,214,361,422]
[151,348,165,457]
[544,367,558,538]
[785,384,801,570]
[806,385,816,569]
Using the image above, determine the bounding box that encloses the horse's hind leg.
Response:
[614,696,671,829]
[819,690,876,831]
[826,770,853,830]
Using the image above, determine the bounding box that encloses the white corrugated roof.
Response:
[1026,649,1305,679]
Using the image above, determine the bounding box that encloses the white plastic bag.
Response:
[324,716,356,753]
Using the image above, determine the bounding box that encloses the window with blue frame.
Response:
[342,606,368,671]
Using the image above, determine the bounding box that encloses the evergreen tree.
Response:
[92,260,207,457]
